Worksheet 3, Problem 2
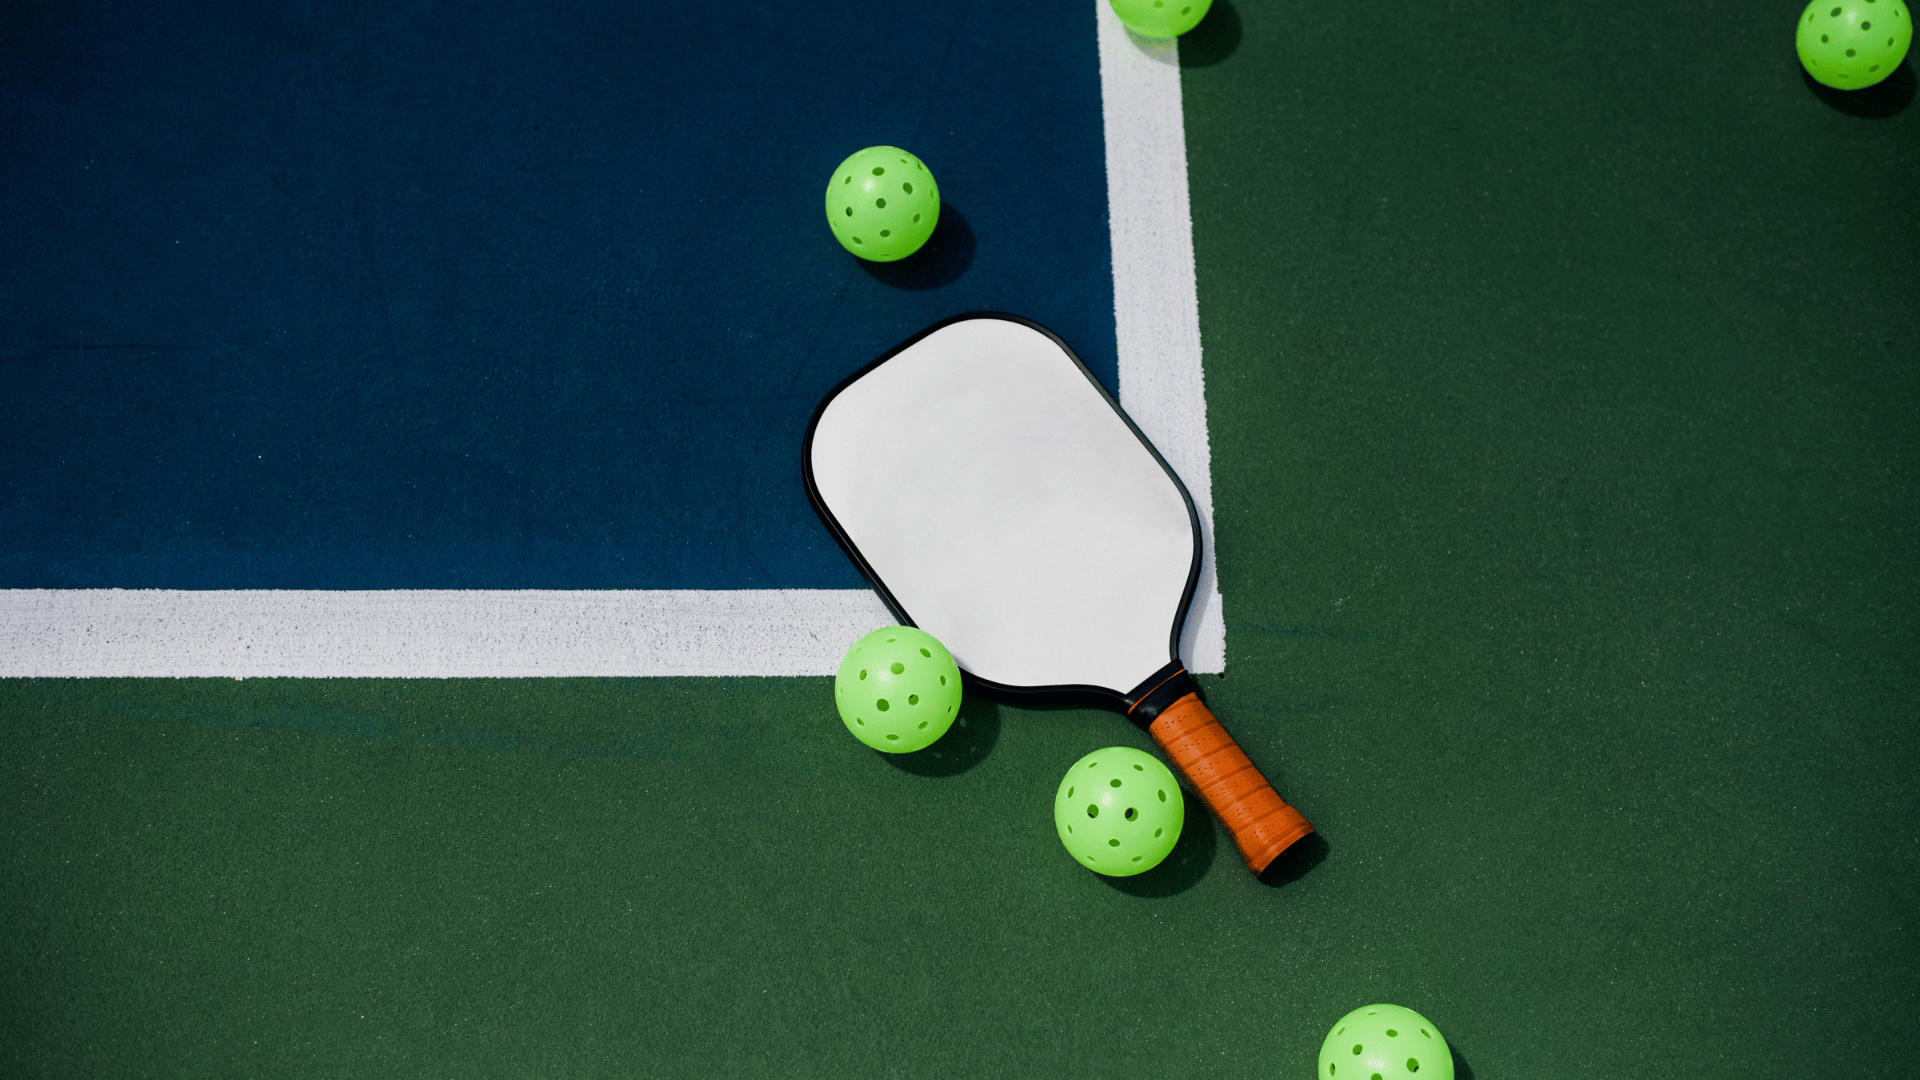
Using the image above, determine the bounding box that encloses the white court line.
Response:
[0,590,893,678]
[1095,0,1224,675]
[0,8,1222,679]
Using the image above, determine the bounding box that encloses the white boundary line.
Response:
[1095,1,1224,675]
[0,590,892,678]
[0,9,1222,679]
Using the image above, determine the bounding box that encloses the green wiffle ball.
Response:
[1053,747,1184,876]
[824,146,940,262]
[834,626,962,753]
[1317,1004,1454,1080]
[1109,0,1213,38]
[1796,0,1911,90]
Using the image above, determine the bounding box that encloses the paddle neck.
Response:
[1123,662,1199,729]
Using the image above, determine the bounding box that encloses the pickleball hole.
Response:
[1132,855,1143,862]
[843,175,851,184]
[918,648,930,657]
[1086,804,1099,818]
[908,694,919,705]
[855,717,864,725]
[843,206,852,216]
[1157,789,1167,802]
[1823,33,1830,40]
[885,734,899,741]
[1872,63,1881,69]
[917,721,927,729]
[1372,1074,1382,1080]
[938,675,946,685]
[1108,839,1120,847]
[1408,1061,1421,1073]
[1352,1045,1363,1054]
[880,229,891,237]
[1067,786,1074,797]
[1132,763,1144,771]
[903,182,914,194]
[872,166,884,175]
[890,662,904,674]
[1386,1029,1398,1037]
[1109,779,1121,788]
[859,669,867,680]
[1153,827,1163,837]
[1421,1030,1431,1039]
[1848,47,1857,54]
[876,198,887,209]
[1863,19,1873,28]
[1124,808,1137,820]
[852,237,863,244]
[912,213,921,223]
[876,699,890,711]
[1832,5,1842,13]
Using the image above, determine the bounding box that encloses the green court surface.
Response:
[4,0,1917,1076]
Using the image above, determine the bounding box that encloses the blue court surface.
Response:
[3,2,1119,591]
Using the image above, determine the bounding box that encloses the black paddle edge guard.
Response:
[800,312,1205,716]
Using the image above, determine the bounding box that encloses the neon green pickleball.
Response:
[834,626,962,753]
[1318,1004,1454,1080]
[1053,747,1183,876]
[824,147,940,262]
[1109,0,1213,37]
[1797,0,1911,89]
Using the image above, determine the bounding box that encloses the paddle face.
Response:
[804,313,1198,702]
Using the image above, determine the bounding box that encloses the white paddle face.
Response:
[807,316,1197,694]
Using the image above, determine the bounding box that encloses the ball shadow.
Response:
[1801,62,1914,118]
[1099,786,1216,898]
[855,203,974,290]
[1178,0,1241,68]
[1449,1038,1477,1080]
[881,693,1000,777]
[1258,829,1329,888]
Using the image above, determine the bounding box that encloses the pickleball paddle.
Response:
[803,312,1313,875]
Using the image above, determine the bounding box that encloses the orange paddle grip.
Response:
[1147,693,1313,875]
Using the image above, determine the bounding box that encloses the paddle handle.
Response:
[1147,692,1314,875]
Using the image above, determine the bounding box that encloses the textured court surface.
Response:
[4,1,1918,1077]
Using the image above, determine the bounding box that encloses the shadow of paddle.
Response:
[1100,787,1216,898]
[882,693,999,777]
[856,203,974,290]
[1259,830,1329,888]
